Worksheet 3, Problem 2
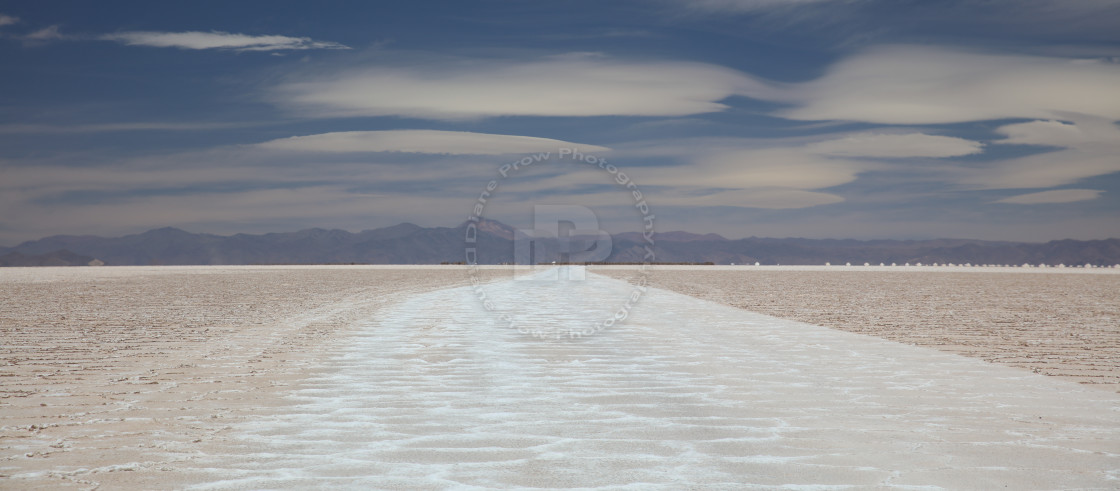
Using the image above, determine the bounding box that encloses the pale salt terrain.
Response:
[597,265,1120,390]
[2,265,1118,489]
[0,266,507,489]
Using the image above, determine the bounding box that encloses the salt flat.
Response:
[599,265,1120,389]
[2,266,1118,489]
[187,267,1117,489]
[0,266,507,489]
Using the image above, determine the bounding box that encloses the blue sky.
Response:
[1,0,1119,244]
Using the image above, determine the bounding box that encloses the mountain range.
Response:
[2,220,1118,266]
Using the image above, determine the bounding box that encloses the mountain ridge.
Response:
[3,221,1118,266]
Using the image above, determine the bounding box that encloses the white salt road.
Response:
[190,268,1119,489]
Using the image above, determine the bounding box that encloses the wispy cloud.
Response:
[15,24,70,46]
[686,147,869,190]
[682,0,1120,19]
[272,55,772,119]
[745,46,1120,194]
[995,189,1103,204]
[673,0,1120,42]
[805,133,983,158]
[0,146,489,242]
[23,25,64,41]
[0,121,272,134]
[966,116,1120,189]
[603,131,984,209]
[593,140,868,209]
[257,130,609,155]
[100,30,349,51]
[0,185,467,243]
[0,13,19,27]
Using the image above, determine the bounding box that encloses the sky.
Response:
[1,0,1119,244]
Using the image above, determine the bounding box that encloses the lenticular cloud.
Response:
[774,45,1120,124]
[272,56,776,119]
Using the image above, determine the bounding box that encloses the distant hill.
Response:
[2,221,1118,266]
[0,249,100,267]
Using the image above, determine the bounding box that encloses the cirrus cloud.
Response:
[22,25,65,42]
[100,30,349,51]
[995,189,1103,204]
[805,132,983,158]
[256,130,609,155]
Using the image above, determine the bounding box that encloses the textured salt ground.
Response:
[597,266,1120,390]
[0,266,510,489]
[180,268,1120,489]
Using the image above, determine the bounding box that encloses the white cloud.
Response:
[736,45,1120,202]
[964,149,1119,189]
[995,189,1103,204]
[944,1,1120,40]
[681,0,1120,19]
[100,31,349,51]
[24,25,63,41]
[477,141,854,209]
[688,148,868,189]
[805,133,983,158]
[500,176,846,210]
[0,145,496,243]
[269,47,1120,127]
[662,187,845,209]
[272,56,770,119]
[18,25,68,45]
[772,46,1120,124]
[0,121,266,134]
[671,0,1120,41]
[996,120,1089,147]
[600,135,941,209]
[970,116,1120,189]
[599,145,871,209]
[0,184,471,244]
[0,154,492,198]
[0,14,18,27]
[257,130,609,155]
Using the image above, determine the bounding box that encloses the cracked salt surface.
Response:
[189,268,1119,489]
